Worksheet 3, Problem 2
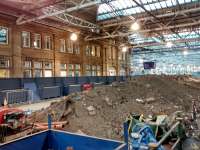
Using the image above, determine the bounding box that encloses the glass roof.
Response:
[129,28,200,50]
[97,0,198,20]
[131,48,200,76]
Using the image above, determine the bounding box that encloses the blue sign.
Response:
[0,27,8,44]
[143,62,156,69]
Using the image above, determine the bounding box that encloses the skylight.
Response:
[97,0,197,21]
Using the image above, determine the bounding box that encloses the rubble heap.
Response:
[32,75,200,140]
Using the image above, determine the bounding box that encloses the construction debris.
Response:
[86,106,96,116]
[31,76,200,140]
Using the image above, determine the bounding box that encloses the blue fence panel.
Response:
[98,76,107,84]
[0,76,127,103]
[24,82,40,101]
[0,78,21,91]
[35,78,62,99]
[68,85,81,94]
[63,77,76,85]
[88,76,97,83]
[54,77,63,87]
[76,76,89,84]
[40,86,61,99]
[107,76,116,84]
[120,76,126,82]
[0,90,30,104]
[62,77,78,95]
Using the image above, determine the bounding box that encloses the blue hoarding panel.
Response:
[50,130,124,150]
[0,130,126,150]
[0,131,48,150]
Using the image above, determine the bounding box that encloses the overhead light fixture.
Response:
[183,50,188,56]
[33,41,37,47]
[122,46,128,53]
[139,58,144,63]
[166,41,173,48]
[130,22,140,31]
[70,33,78,41]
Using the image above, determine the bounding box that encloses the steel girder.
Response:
[16,0,101,29]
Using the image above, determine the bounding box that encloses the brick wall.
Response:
[0,14,129,78]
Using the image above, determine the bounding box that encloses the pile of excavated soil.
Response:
[32,75,200,140]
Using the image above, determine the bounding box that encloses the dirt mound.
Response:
[32,75,200,140]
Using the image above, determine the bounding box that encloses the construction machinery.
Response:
[125,113,186,150]
[0,104,29,143]
[0,106,26,130]
[0,106,68,143]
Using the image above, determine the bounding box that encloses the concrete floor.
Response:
[15,98,62,112]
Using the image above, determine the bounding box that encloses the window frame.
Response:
[68,64,74,77]
[74,43,80,54]
[22,31,30,48]
[91,45,96,56]
[33,33,41,49]
[74,64,81,77]
[0,58,10,68]
[60,39,66,52]
[0,26,8,45]
[97,65,101,76]
[85,64,92,76]
[44,35,51,50]
[60,63,67,77]
[96,46,101,57]
[67,40,73,53]
[24,60,32,78]
[85,45,91,56]
[92,65,97,76]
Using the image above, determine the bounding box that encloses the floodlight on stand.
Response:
[166,41,173,48]
[70,33,78,41]
[130,22,140,31]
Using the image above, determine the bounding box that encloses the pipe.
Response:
[156,121,180,147]
[35,121,68,126]
[171,138,181,150]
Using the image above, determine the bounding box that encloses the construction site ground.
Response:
[27,75,200,140]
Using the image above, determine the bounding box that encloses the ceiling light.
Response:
[122,47,127,52]
[70,33,78,41]
[130,22,140,31]
[183,50,188,56]
[139,58,144,63]
[33,41,37,47]
[166,41,173,48]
